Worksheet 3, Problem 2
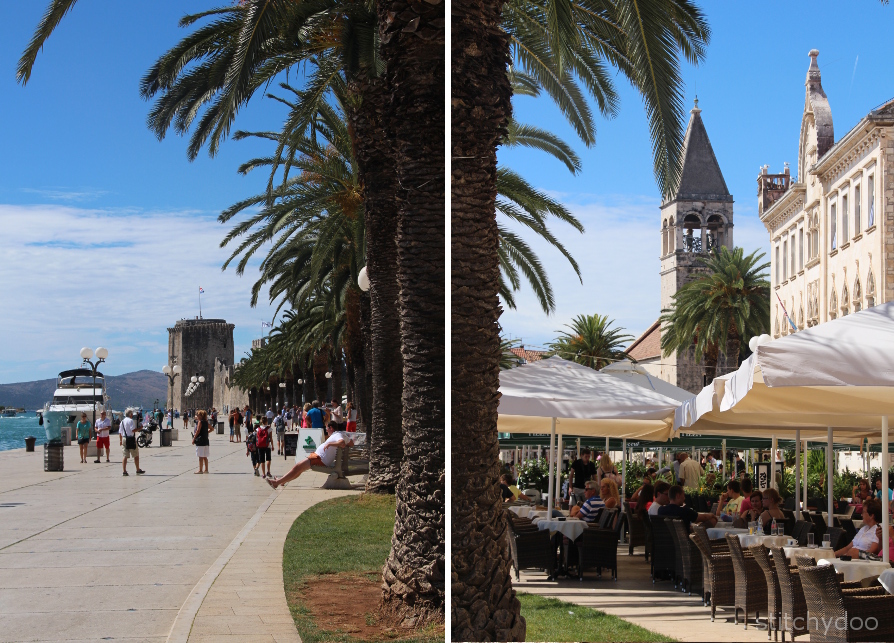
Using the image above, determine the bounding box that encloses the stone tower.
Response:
[167,318,235,413]
[658,99,734,392]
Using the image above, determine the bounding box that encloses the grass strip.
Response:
[518,592,675,642]
[282,493,442,643]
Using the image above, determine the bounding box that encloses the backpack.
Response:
[275,415,284,430]
[246,432,257,452]
[256,427,270,449]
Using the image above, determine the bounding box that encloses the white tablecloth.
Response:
[782,546,836,562]
[534,518,588,541]
[508,506,531,517]
[880,568,894,594]
[707,527,748,540]
[737,534,794,548]
[818,558,891,583]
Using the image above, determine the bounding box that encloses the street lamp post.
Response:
[296,379,304,407]
[279,382,287,408]
[80,347,108,438]
[325,371,332,403]
[162,364,182,425]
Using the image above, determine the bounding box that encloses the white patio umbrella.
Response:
[679,302,894,560]
[499,356,682,516]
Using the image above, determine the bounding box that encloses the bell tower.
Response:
[658,99,734,392]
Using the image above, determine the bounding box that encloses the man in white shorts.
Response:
[93,410,112,463]
[266,422,353,489]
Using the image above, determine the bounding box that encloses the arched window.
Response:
[774,316,780,338]
[853,276,862,313]
[830,202,837,250]
[829,288,838,320]
[706,214,724,250]
[798,305,804,330]
[662,220,668,255]
[867,269,876,308]
[840,284,849,317]
[682,214,702,253]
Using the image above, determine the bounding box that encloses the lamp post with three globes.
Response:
[80,346,108,439]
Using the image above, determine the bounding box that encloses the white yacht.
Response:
[38,368,109,442]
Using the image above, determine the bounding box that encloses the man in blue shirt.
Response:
[305,401,325,429]
[578,481,605,523]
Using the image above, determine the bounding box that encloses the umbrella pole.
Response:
[771,435,778,491]
[803,441,809,518]
[556,433,563,508]
[883,416,889,564]
[795,429,801,521]
[576,438,580,461]
[547,418,556,517]
[827,426,834,528]
[622,438,627,504]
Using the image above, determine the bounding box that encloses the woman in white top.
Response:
[835,498,882,558]
[345,402,358,432]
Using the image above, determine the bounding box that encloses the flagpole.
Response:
[199,290,202,319]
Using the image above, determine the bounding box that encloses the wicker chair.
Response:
[642,510,653,561]
[726,533,768,629]
[599,507,619,530]
[671,519,703,595]
[824,526,849,551]
[667,517,685,588]
[792,520,815,547]
[798,563,894,642]
[809,513,827,540]
[750,545,780,641]
[691,523,735,621]
[507,520,556,581]
[649,516,677,583]
[625,505,647,556]
[577,524,619,580]
[771,547,809,642]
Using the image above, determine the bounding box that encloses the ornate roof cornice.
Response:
[761,183,806,232]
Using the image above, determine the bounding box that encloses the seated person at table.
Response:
[578,481,605,523]
[634,483,654,517]
[874,477,894,504]
[853,478,873,507]
[499,475,515,502]
[715,479,743,522]
[600,478,620,510]
[658,485,717,531]
[740,490,764,524]
[738,477,754,512]
[759,488,786,532]
[649,481,671,516]
[836,498,882,558]
[500,474,535,503]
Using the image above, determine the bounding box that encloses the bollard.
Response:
[24,436,36,452]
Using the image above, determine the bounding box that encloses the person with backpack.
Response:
[274,412,286,456]
[256,419,272,478]
[245,424,260,476]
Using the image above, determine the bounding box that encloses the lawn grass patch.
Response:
[518,593,675,642]
[282,493,442,643]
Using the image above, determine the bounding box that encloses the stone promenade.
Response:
[0,434,360,642]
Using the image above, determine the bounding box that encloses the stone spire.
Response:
[805,49,834,158]
[664,99,731,204]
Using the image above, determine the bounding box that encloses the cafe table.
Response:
[737,533,794,548]
[880,569,894,595]
[818,558,891,583]
[533,517,588,542]
[781,545,836,562]
[706,524,748,540]
[508,506,533,518]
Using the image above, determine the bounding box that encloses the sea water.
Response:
[0,413,45,451]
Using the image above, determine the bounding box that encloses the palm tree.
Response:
[660,246,770,381]
[452,2,709,639]
[548,314,633,369]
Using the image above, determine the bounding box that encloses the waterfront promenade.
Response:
[0,434,360,642]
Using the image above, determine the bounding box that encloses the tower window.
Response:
[830,203,837,250]
[868,175,875,227]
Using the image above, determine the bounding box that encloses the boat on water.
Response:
[38,368,109,442]
[1,409,16,417]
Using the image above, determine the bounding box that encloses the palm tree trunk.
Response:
[344,286,368,429]
[348,72,404,493]
[359,290,374,433]
[312,350,328,404]
[451,0,523,639]
[377,0,445,626]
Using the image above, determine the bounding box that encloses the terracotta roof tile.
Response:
[627,319,661,361]
[509,347,547,364]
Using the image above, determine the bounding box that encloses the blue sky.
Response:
[499,1,894,350]
[0,2,296,383]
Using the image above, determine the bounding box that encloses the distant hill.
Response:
[0,370,168,410]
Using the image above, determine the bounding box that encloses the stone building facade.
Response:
[628,99,735,393]
[760,50,893,336]
[167,318,235,413]
[212,358,249,413]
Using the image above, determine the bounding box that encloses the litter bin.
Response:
[217,421,224,435]
[24,436,37,452]
[160,428,172,447]
[44,442,64,471]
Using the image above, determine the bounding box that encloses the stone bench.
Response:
[310,445,369,489]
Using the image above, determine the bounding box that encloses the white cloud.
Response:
[0,203,279,383]
[498,194,772,349]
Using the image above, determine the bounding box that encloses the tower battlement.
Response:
[167,318,235,413]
